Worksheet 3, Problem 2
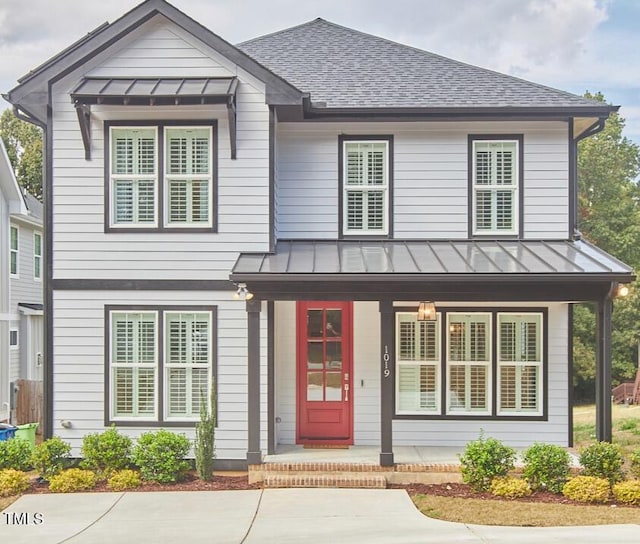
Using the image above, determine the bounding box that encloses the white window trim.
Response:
[163,126,214,229]
[9,329,19,349]
[342,140,390,236]
[10,225,19,277]
[109,310,159,422]
[109,126,159,228]
[446,312,492,416]
[395,312,441,415]
[33,231,42,281]
[163,311,213,421]
[472,139,519,236]
[496,312,543,416]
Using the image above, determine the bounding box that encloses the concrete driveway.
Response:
[1,488,639,544]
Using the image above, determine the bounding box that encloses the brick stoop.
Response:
[250,462,463,487]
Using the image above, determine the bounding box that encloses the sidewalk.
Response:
[1,488,639,544]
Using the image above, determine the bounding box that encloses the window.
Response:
[107,123,215,231]
[395,308,545,418]
[340,137,392,236]
[10,226,18,276]
[34,232,42,280]
[498,313,542,415]
[471,137,521,236]
[396,313,440,414]
[9,329,18,349]
[108,307,215,423]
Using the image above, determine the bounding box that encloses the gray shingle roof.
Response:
[24,192,43,223]
[238,18,608,111]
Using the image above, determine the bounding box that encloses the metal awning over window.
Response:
[230,239,634,301]
[71,77,239,160]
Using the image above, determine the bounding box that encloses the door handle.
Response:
[344,383,349,402]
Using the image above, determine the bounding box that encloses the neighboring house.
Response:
[0,140,43,422]
[4,0,634,467]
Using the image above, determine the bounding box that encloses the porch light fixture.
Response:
[417,301,437,321]
[617,284,630,298]
[233,283,254,301]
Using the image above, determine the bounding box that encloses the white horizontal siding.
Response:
[52,290,268,458]
[276,122,569,240]
[9,221,42,306]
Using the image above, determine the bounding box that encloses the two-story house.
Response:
[0,140,43,423]
[4,0,633,468]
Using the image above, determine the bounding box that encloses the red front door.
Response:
[297,301,353,444]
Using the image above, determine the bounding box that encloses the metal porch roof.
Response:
[231,239,634,283]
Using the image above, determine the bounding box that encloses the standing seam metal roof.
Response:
[238,18,610,111]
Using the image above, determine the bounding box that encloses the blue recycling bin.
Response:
[0,423,17,441]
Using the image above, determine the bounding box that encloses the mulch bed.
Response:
[394,482,640,507]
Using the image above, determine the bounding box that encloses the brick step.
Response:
[263,472,387,489]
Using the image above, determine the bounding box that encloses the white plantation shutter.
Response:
[166,128,211,225]
[111,312,157,418]
[473,141,518,234]
[447,314,491,413]
[396,314,440,413]
[111,128,157,225]
[498,314,542,414]
[344,141,388,234]
[165,312,211,418]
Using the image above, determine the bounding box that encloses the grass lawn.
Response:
[574,403,640,458]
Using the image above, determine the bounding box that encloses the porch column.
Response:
[379,299,394,466]
[247,298,262,464]
[595,296,613,442]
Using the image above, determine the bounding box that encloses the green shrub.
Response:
[132,430,190,484]
[48,468,97,493]
[522,443,571,494]
[613,480,640,505]
[579,441,625,485]
[107,469,142,491]
[562,476,610,503]
[619,419,637,432]
[0,438,33,471]
[0,469,30,497]
[630,449,640,479]
[80,426,132,478]
[30,436,71,480]
[195,382,216,481]
[459,435,516,492]
[490,477,532,499]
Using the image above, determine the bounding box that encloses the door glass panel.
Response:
[308,310,323,337]
[307,372,323,401]
[326,310,342,337]
[307,342,323,369]
[326,341,342,370]
[325,372,342,401]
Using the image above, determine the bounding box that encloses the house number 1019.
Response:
[383,345,390,378]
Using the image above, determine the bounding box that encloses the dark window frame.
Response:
[338,134,394,239]
[467,134,524,239]
[104,120,218,234]
[393,306,548,421]
[104,304,218,427]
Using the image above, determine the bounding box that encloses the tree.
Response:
[574,92,640,402]
[0,108,43,199]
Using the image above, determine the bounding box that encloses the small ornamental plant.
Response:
[459,434,516,492]
[30,436,71,480]
[132,430,191,484]
[579,441,625,486]
[48,469,97,493]
[562,476,610,503]
[490,477,532,499]
[195,382,216,482]
[522,443,571,494]
[630,449,640,479]
[81,425,132,478]
[107,469,142,491]
[0,438,33,472]
[612,480,640,505]
[0,469,30,497]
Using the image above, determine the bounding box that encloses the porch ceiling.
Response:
[230,239,634,302]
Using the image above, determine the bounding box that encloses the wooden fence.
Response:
[14,379,43,433]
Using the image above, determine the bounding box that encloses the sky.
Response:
[0,0,638,145]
